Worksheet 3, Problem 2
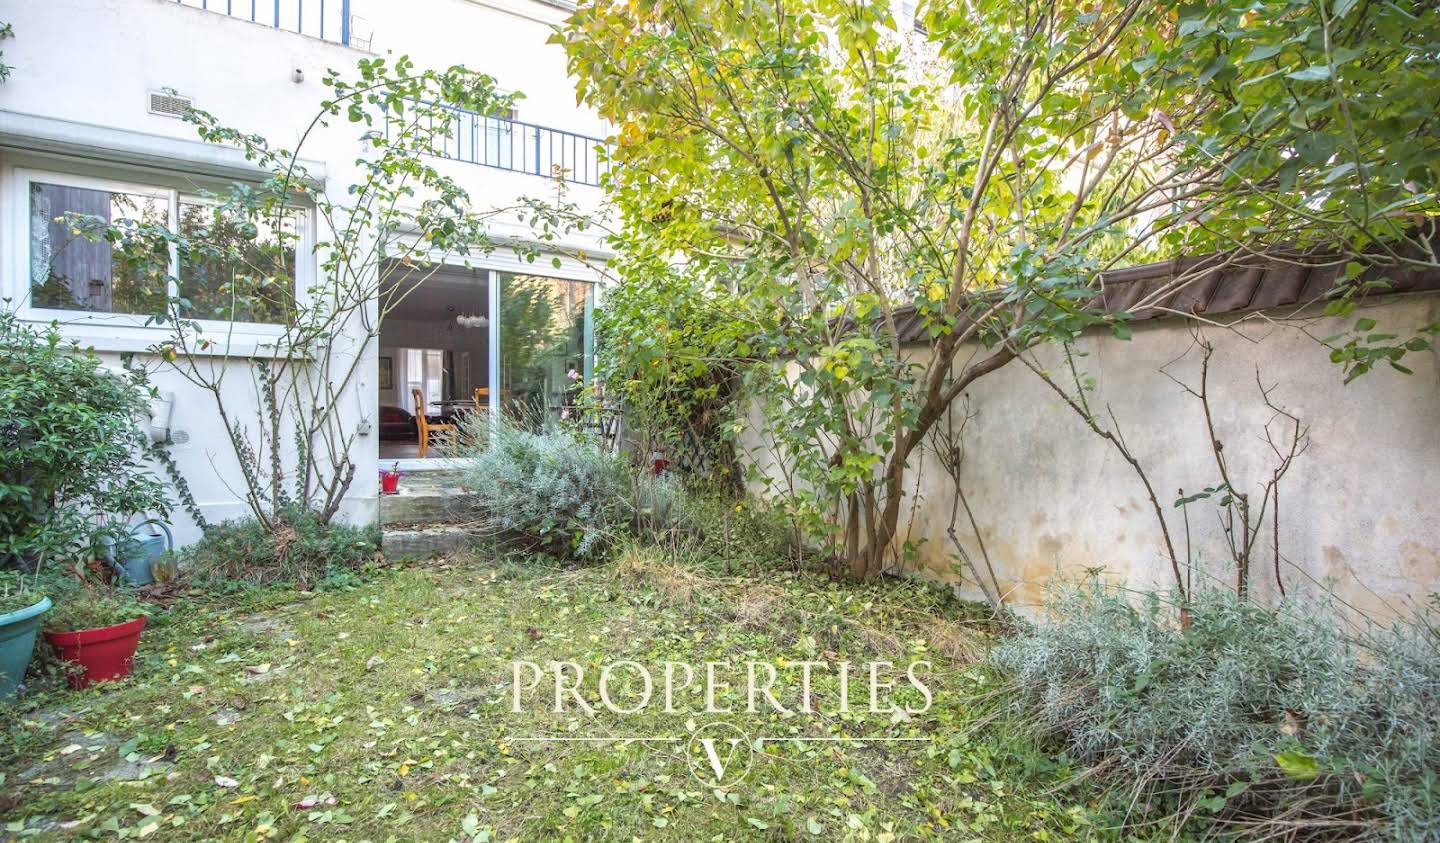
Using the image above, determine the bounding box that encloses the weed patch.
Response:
[178,509,381,591]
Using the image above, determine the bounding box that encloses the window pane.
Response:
[498,272,593,424]
[177,202,299,324]
[425,349,444,407]
[29,182,170,315]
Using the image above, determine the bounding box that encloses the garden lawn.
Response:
[0,550,1100,841]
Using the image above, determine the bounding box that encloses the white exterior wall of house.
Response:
[0,0,610,543]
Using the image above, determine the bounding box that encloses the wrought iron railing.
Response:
[422,103,611,187]
[173,0,353,46]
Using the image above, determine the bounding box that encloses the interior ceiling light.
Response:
[456,314,489,329]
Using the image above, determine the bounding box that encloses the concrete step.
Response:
[381,526,475,559]
[379,470,473,526]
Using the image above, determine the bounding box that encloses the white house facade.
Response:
[0,0,612,544]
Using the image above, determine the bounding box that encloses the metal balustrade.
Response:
[422,103,611,187]
[173,0,353,46]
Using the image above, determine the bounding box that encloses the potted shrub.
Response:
[1,312,173,691]
[0,572,50,698]
[43,576,150,689]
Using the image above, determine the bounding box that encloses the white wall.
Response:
[0,0,610,543]
[360,0,607,136]
[740,294,1440,621]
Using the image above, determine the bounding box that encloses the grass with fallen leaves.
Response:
[1,546,1107,841]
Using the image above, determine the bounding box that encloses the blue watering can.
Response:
[105,519,174,586]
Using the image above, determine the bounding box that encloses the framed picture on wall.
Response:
[379,356,393,390]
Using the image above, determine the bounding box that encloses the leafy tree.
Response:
[594,254,749,487]
[561,0,1439,580]
[498,274,589,420]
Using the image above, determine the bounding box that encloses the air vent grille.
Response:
[148,91,194,119]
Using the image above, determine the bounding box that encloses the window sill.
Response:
[23,316,302,359]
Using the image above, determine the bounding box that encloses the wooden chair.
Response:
[472,387,490,413]
[411,388,456,458]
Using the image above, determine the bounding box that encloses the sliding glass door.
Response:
[495,272,595,423]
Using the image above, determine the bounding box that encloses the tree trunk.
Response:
[843,346,1018,579]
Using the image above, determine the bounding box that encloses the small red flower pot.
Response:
[652,458,669,475]
[45,616,147,689]
[380,471,400,495]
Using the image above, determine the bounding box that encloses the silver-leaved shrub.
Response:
[992,580,1439,840]
[457,416,634,561]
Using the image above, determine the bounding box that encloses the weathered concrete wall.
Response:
[739,293,1440,619]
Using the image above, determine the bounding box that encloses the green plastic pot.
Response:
[0,595,52,698]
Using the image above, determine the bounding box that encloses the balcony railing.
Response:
[173,0,354,46]
[421,104,612,187]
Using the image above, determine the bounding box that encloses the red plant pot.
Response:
[45,616,147,689]
[380,472,400,494]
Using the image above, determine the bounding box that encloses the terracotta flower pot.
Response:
[46,616,147,689]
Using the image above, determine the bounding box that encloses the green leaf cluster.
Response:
[0,312,171,573]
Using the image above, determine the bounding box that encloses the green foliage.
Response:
[1157,0,1438,242]
[993,580,1440,839]
[561,0,1438,579]
[457,417,635,561]
[177,509,380,591]
[0,311,171,573]
[40,577,150,633]
[643,488,807,577]
[0,22,12,84]
[1137,0,1440,378]
[452,419,781,566]
[0,570,46,616]
[1324,310,1440,382]
[594,260,749,487]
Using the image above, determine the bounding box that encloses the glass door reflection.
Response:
[496,272,594,424]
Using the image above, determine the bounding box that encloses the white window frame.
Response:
[4,162,316,343]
